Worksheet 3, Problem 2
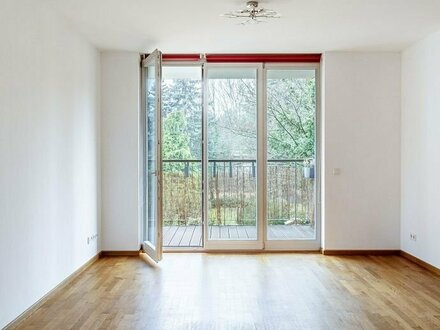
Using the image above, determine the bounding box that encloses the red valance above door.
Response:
[205,53,321,63]
[143,53,322,63]
[162,54,202,61]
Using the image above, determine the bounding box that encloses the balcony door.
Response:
[264,65,320,250]
[141,50,163,262]
[142,56,320,255]
[204,64,264,250]
[161,65,203,248]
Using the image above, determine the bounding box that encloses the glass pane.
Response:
[266,69,316,240]
[161,66,203,247]
[146,64,157,246]
[207,67,258,240]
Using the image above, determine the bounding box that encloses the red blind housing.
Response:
[205,53,321,63]
[155,53,321,63]
[162,54,202,62]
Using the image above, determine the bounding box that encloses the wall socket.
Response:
[410,233,417,241]
[87,234,99,245]
[333,168,341,175]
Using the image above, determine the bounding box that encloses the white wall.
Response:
[99,51,403,253]
[401,32,440,268]
[100,52,140,251]
[322,52,401,250]
[0,1,101,328]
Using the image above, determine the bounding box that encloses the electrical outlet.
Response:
[87,234,99,244]
[410,233,417,241]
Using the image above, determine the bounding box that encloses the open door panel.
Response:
[141,49,163,262]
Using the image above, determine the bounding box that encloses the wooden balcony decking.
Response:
[163,224,315,247]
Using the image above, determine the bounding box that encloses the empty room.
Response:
[1,0,440,329]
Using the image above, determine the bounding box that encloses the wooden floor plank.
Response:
[163,225,172,235]
[266,225,275,239]
[168,226,186,246]
[236,225,249,239]
[294,225,311,238]
[286,224,304,238]
[229,226,239,239]
[189,225,203,247]
[163,226,178,246]
[244,225,257,240]
[15,254,440,329]
[268,225,288,239]
[210,225,220,240]
[220,225,229,239]
[179,225,196,246]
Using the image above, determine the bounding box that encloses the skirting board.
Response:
[203,250,320,254]
[321,249,400,256]
[4,252,101,330]
[400,250,440,276]
[100,250,140,256]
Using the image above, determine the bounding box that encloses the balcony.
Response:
[163,159,315,247]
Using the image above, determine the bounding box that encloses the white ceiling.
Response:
[45,0,440,53]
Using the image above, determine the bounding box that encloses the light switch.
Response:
[333,168,341,175]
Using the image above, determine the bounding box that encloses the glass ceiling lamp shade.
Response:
[221,1,280,25]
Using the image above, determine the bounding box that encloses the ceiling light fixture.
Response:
[222,1,280,25]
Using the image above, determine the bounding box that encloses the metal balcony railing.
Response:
[162,159,315,227]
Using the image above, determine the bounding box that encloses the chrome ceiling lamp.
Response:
[222,1,280,25]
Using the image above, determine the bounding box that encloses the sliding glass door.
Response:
[204,65,264,249]
[264,65,320,250]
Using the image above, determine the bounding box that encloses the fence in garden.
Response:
[162,159,315,227]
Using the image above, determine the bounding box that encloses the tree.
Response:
[162,79,202,159]
[160,74,316,161]
[207,78,257,159]
[206,76,316,160]
[162,110,192,161]
[267,77,316,159]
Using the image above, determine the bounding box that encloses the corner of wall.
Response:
[400,29,440,269]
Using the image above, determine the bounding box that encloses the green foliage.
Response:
[162,110,192,162]
[163,170,202,225]
[162,79,202,159]
[267,78,316,159]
